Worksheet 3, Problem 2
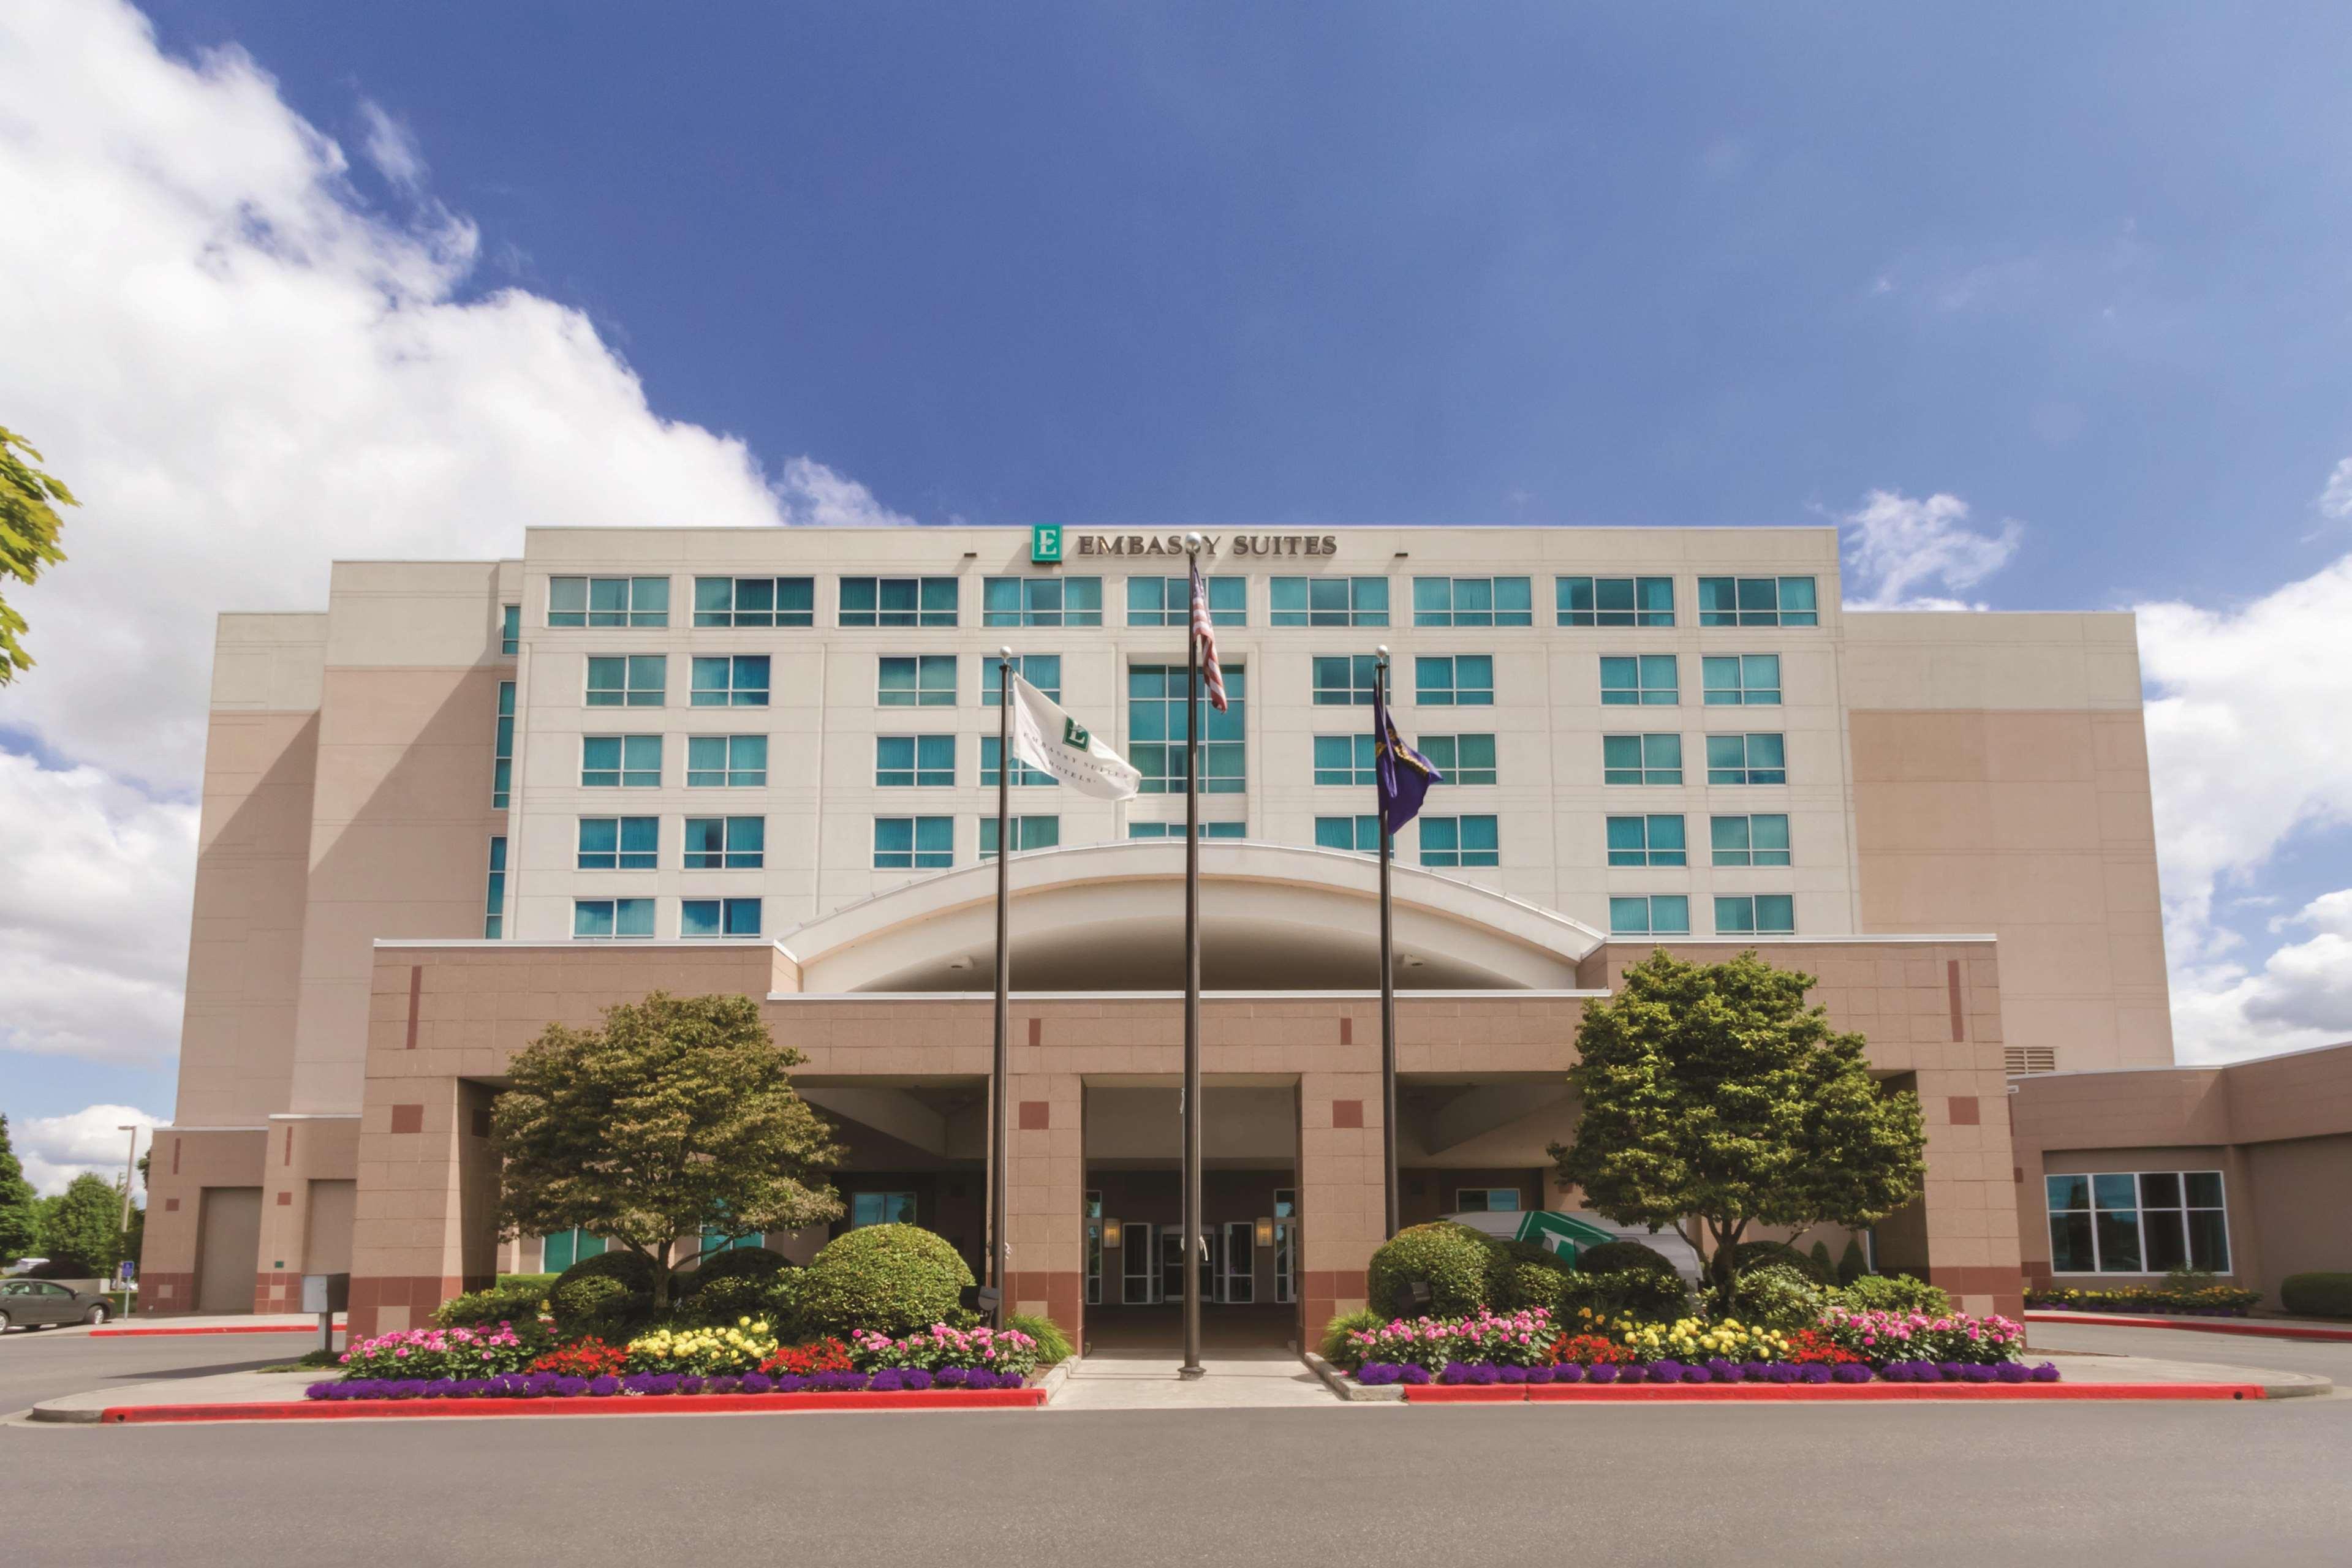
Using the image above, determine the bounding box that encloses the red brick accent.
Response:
[1949,1095,1981,1126]
[170,1136,181,1176]
[283,1125,294,1166]
[276,1191,293,1206]
[164,1197,180,1212]
[405,964,423,1049]
[1007,1269,1083,1335]
[1027,1017,1041,1048]
[389,1104,425,1134]
[1946,959,1964,1042]
[1018,1100,1050,1130]
[347,1273,483,1339]
[1332,1100,1364,1129]
[1339,1017,1352,1046]
[2014,1166,2024,1184]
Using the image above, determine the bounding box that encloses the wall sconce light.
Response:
[1102,1220,1121,1247]
[1255,1215,1276,1249]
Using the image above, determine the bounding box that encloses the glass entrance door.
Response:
[1122,1223,1157,1303]
[1159,1227,1212,1303]
[1220,1221,1255,1303]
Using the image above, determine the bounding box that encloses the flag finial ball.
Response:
[1184,532,1203,552]
[1000,645,1013,660]
[1377,644,1391,659]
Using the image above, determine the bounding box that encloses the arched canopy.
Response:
[773,839,1603,993]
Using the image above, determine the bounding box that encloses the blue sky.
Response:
[6,1,2352,1177]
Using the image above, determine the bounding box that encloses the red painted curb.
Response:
[2025,1311,2352,1344]
[97,1389,1046,1423]
[1400,1381,2263,1403]
[89,1322,345,1338]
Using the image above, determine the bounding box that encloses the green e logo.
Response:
[1031,524,1063,564]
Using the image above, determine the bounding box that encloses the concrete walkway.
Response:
[29,1369,317,1422]
[1047,1345,1356,1411]
[86,1313,342,1338]
[2035,1351,2331,1398]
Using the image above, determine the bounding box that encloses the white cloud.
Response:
[12,1105,162,1197]
[2168,890,2352,1065]
[0,1,910,1079]
[1839,489,2024,610]
[0,752,196,1066]
[2318,456,2352,521]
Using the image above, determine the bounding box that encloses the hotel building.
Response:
[140,524,2185,1341]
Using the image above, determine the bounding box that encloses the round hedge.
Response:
[1730,1239,1837,1286]
[548,1249,656,1333]
[683,1247,791,1292]
[1573,1239,1679,1277]
[797,1224,974,1336]
[2281,1272,2352,1320]
[1365,1223,1496,1319]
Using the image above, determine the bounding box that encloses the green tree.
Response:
[1549,950,1926,1313]
[0,1115,41,1263]
[37,1172,129,1276]
[0,426,77,682]
[491,991,844,1311]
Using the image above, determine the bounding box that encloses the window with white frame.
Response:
[1557,576,1674,627]
[586,654,666,707]
[694,576,814,627]
[982,653,1060,704]
[874,816,953,869]
[1420,815,1498,867]
[500,605,520,656]
[577,816,659,870]
[980,736,1056,788]
[1609,895,1690,935]
[493,680,515,808]
[1703,654,1782,706]
[581,735,662,788]
[1271,576,1388,626]
[840,576,958,627]
[983,575,1102,626]
[850,1191,920,1227]
[980,816,1061,858]
[1600,654,1677,706]
[1698,576,1817,627]
[876,734,955,788]
[692,655,770,707]
[686,734,766,788]
[2046,1172,2229,1274]
[483,836,506,939]
[1606,814,1686,867]
[550,576,669,628]
[1129,664,1246,793]
[1602,733,1682,785]
[684,816,765,869]
[1711,813,1791,866]
[1312,654,1380,706]
[1419,733,1496,786]
[1454,1187,1522,1213]
[1706,732,1787,785]
[1314,733,1377,786]
[1715,894,1795,934]
[681,897,762,938]
[1315,815,1382,854]
[1130,575,1244,626]
[1415,654,1493,707]
[1129,821,1246,840]
[1413,576,1532,627]
[879,655,957,707]
[573,897,654,938]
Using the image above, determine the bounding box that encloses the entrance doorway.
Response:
[1083,1168,1298,1351]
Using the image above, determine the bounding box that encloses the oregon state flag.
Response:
[1373,682,1442,831]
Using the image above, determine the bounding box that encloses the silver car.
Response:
[0,1278,114,1330]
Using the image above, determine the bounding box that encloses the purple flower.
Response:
[1440,1361,1470,1385]
[1525,1365,1556,1385]
[1937,1361,1967,1381]
[587,1375,620,1398]
[1585,1363,1617,1384]
[1706,1359,1742,1383]
[387,1379,426,1400]
[1995,1363,2030,1384]
[740,1373,774,1393]
[1499,1365,1527,1385]
[1682,1365,1712,1385]
[1831,1363,1872,1384]
[552,1377,589,1398]
[453,1379,491,1398]
[1648,1360,1685,1384]
[648,1373,681,1396]
[1470,1363,1500,1385]
[619,1374,654,1396]
[1960,1363,1995,1384]
[2030,1363,2061,1383]
[902,1368,934,1390]
[706,1375,740,1394]
[934,1366,968,1389]
[1399,1365,1431,1385]
[871,1369,906,1392]
[1797,1364,1831,1385]
[522,1374,557,1398]
[305,1381,337,1401]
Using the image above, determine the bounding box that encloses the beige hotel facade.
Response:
[140,523,2214,1343]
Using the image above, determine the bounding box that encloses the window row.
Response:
[1602,733,1787,786]
[583,654,770,708]
[1607,813,1791,866]
[1607,894,1798,937]
[2046,1172,2229,1275]
[542,572,1822,631]
[571,816,769,870]
[575,897,765,939]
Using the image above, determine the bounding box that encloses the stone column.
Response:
[1297,1067,1386,1333]
[1003,1064,1084,1341]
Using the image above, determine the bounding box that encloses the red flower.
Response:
[529,1338,629,1376]
[1549,1333,1631,1366]
[1782,1330,1862,1366]
[759,1338,852,1376]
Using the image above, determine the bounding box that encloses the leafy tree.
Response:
[491,992,844,1311]
[0,426,77,682]
[0,1115,40,1263]
[1550,950,1926,1313]
[38,1172,129,1276]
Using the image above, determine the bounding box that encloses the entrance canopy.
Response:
[773,840,1605,993]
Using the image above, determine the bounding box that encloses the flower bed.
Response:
[2025,1285,2261,1317]
[1339,1308,1557,1371]
[304,1365,1034,1403]
[1356,1358,2062,1387]
[851,1323,1042,1379]
[339,1322,545,1379]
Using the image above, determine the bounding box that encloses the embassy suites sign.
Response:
[1030,524,1338,564]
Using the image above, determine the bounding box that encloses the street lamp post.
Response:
[115,1124,139,1317]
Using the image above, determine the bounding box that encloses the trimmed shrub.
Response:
[681,1275,774,1327]
[499,1272,559,1292]
[2280,1273,2352,1320]
[1488,1239,1576,1314]
[1365,1223,1496,1319]
[759,1269,809,1339]
[1573,1239,1679,1278]
[1730,1239,1837,1286]
[549,1250,657,1336]
[434,1277,554,1330]
[1835,1239,1867,1287]
[797,1224,974,1337]
[681,1247,791,1293]
[1808,1240,1836,1280]
[1829,1273,1951,1317]
[1557,1266,1687,1325]
[1008,1313,1073,1366]
[1733,1262,1826,1330]
[1318,1307,1387,1368]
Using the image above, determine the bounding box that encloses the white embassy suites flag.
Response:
[1008,674,1141,801]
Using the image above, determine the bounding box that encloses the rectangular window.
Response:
[693,575,814,628]
[483,836,506,939]
[878,655,957,707]
[1271,576,1388,627]
[1312,654,1380,706]
[1606,815,1687,867]
[981,653,1060,704]
[681,897,763,938]
[850,1191,920,1228]
[1420,815,1499,868]
[1698,576,1818,628]
[980,816,1061,858]
[1706,732,1788,785]
[840,576,958,627]
[874,816,955,870]
[983,575,1102,627]
[1454,1188,1522,1213]
[1415,654,1494,707]
[2047,1172,2228,1275]
[1128,821,1246,840]
[1313,733,1378,787]
[980,736,1056,788]
[1557,576,1674,627]
[1710,813,1792,867]
[1413,576,1533,627]
[577,816,659,870]
[1419,733,1497,786]
[1129,664,1247,794]
[1600,654,1678,706]
[684,816,765,870]
[692,654,770,707]
[1603,733,1682,785]
[1129,575,1245,627]
[586,654,666,707]
[1315,815,1382,854]
[686,734,766,788]
[876,734,956,788]
[581,734,662,788]
[1609,894,1691,935]
[573,897,654,939]
[1703,654,1782,706]
[1714,894,1796,935]
[549,576,668,628]
[493,680,515,809]
[500,605,520,657]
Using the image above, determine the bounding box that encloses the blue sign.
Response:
[118,1261,135,1282]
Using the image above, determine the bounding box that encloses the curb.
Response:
[40,1389,1046,1425]
[1402,1381,2270,1403]
[2025,1311,2352,1344]
[1301,1350,1401,1402]
[88,1322,345,1338]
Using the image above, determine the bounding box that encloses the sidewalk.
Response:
[88,1314,342,1338]
[1046,1344,1358,1411]
[2025,1310,2352,1343]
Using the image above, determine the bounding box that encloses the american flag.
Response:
[1189,559,1228,712]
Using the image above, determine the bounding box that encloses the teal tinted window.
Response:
[1706,733,1787,785]
[1557,576,1674,627]
[586,654,666,707]
[982,654,1060,704]
[1418,733,1496,786]
[1415,655,1492,706]
[501,605,520,656]
[877,734,956,788]
[1413,576,1532,627]
[1312,654,1379,706]
[1606,814,1685,867]
[1271,576,1388,626]
[1609,895,1690,935]
[841,576,958,627]
[1714,894,1795,935]
[983,575,1102,627]
[684,816,765,870]
[483,835,506,939]
[1129,821,1246,840]
[493,680,515,808]
[582,735,660,788]
[1129,575,1244,627]
[981,736,1056,787]
[692,655,770,707]
[577,816,658,870]
[550,575,667,628]
[1418,815,1498,868]
[693,576,814,627]
[1698,576,1818,628]
[874,816,954,869]
[681,897,762,938]
[1129,665,1246,793]
[686,734,765,787]
[1703,654,1782,706]
[1315,815,1382,854]
[878,654,957,706]
[1314,733,1377,786]
[1710,813,1791,866]
[1599,654,1677,706]
[980,816,1061,858]
[573,897,654,938]
[1602,733,1681,785]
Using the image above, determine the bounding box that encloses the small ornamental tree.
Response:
[491,992,845,1311]
[0,1114,40,1263]
[37,1172,128,1276]
[1549,950,1926,1314]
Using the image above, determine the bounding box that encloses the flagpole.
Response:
[992,646,1013,1332]
[1376,646,1399,1242]
[1180,535,1205,1379]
